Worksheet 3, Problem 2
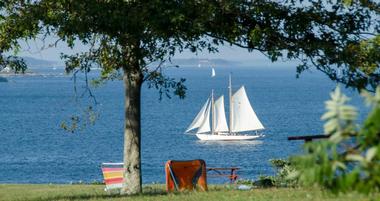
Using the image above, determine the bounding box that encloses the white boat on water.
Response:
[185,75,264,141]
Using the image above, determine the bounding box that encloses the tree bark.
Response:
[121,68,143,195]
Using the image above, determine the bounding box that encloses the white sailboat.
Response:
[185,75,264,141]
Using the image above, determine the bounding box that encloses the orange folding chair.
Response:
[165,159,207,192]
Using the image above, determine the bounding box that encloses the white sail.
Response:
[185,98,210,133]
[214,96,229,132]
[196,100,211,133]
[211,68,216,77]
[231,86,264,132]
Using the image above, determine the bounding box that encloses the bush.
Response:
[269,159,298,187]
[291,86,380,194]
[237,159,298,188]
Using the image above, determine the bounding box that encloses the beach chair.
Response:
[101,162,124,192]
[165,159,208,192]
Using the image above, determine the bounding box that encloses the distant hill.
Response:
[20,57,240,68]
[22,57,62,68]
[16,56,297,69]
[168,58,241,67]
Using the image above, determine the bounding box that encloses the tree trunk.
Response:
[121,69,143,195]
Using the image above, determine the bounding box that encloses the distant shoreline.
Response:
[0,72,69,78]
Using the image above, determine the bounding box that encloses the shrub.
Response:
[237,159,298,188]
[269,159,298,187]
[291,86,380,194]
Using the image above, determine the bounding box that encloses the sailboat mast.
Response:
[229,74,233,134]
[211,89,215,135]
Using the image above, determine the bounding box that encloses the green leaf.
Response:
[329,133,343,143]
[324,119,339,134]
[321,111,336,120]
[346,154,365,163]
[332,161,347,171]
[365,147,377,162]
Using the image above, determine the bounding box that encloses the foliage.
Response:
[269,159,298,187]
[0,55,27,73]
[254,175,276,188]
[237,176,275,188]
[292,86,380,194]
[237,159,298,188]
[60,106,99,133]
[0,1,379,91]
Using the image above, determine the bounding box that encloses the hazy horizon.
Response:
[14,36,299,68]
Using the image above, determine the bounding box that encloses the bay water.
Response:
[0,66,367,184]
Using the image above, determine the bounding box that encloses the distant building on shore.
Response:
[0,66,13,74]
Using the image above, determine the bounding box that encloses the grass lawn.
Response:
[0,184,377,201]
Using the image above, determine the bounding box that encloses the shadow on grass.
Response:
[28,194,120,201]
[27,188,168,201]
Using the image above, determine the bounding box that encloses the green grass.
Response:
[0,184,377,201]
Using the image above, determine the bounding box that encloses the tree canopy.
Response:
[1,0,379,90]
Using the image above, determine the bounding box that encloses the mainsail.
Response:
[186,77,265,137]
[196,100,211,133]
[231,86,264,132]
[214,96,229,132]
[185,98,210,133]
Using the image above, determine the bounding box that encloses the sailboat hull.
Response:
[195,133,262,141]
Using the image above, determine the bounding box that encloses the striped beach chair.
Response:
[101,163,124,192]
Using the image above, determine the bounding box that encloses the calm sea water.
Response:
[0,66,367,184]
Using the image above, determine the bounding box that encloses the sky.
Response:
[15,36,297,67]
